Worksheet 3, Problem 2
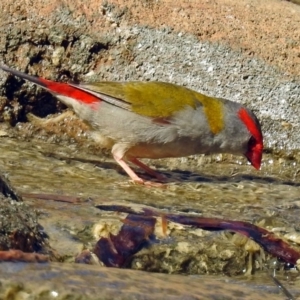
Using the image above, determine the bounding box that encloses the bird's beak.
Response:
[245,146,263,170]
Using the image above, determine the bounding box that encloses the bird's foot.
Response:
[129,158,168,182]
[113,154,166,187]
[131,178,166,188]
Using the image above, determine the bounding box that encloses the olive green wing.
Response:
[77,81,224,134]
[77,81,203,118]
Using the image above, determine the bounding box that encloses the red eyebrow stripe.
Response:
[39,78,100,105]
[238,108,262,143]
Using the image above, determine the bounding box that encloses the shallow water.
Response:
[0,131,299,299]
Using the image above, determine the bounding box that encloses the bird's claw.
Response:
[131,178,166,188]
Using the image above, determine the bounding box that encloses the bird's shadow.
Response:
[43,152,299,188]
[97,160,300,188]
[147,168,300,187]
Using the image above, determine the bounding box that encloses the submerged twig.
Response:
[96,205,300,265]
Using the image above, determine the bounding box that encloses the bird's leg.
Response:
[112,145,165,187]
[113,156,164,187]
[112,153,145,184]
[129,158,167,181]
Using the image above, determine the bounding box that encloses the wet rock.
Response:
[0,197,46,252]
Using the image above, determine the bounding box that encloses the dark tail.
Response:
[0,65,48,88]
[0,65,100,105]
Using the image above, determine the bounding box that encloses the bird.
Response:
[0,64,263,186]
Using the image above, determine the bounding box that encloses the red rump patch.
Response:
[238,108,262,143]
[39,78,100,105]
